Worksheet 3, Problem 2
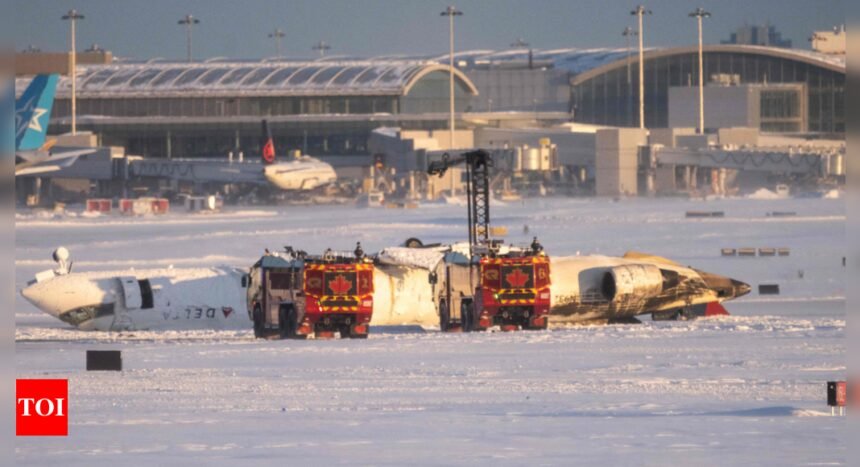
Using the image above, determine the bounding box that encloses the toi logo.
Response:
[16,379,68,436]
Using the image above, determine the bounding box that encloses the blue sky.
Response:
[6,0,845,60]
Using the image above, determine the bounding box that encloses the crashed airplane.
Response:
[20,244,750,332]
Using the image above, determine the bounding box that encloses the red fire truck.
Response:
[427,149,552,332]
[431,240,551,332]
[246,245,374,339]
[474,247,551,330]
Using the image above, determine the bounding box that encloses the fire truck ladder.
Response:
[428,149,493,255]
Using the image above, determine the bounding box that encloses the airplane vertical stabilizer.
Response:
[16,74,58,151]
[261,119,275,164]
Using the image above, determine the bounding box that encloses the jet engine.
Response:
[601,264,669,302]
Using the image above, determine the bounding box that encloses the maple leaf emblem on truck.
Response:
[328,274,353,295]
[505,268,530,288]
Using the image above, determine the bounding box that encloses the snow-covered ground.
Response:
[15,197,846,465]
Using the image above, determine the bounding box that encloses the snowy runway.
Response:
[15,197,845,465]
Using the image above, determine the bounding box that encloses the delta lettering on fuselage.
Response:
[161,306,233,321]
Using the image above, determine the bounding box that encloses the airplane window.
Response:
[138,279,154,309]
[58,303,115,326]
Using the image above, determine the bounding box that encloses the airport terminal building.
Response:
[446,45,844,134]
[39,60,481,160]
[566,45,845,133]
[17,44,845,163]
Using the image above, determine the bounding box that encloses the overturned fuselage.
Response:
[21,248,749,331]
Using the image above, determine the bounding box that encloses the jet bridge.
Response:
[15,150,268,185]
[652,146,845,177]
[127,158,267,185]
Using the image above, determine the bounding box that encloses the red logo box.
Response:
[16,379,68,436]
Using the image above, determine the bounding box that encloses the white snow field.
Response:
[15,197,845,465]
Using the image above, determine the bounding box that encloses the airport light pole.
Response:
[313,41,330,57]
[622,26,637,127]
[178,14,200,62]
[511,37,534,69]
[630,5,651,129]
[689,7,711,134]
[62,9,84,135]
[269,28,286,57]
[441,6,462,153]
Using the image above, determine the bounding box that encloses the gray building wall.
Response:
[594,128,646,197]
[474,127,595,167]
[668,86,759,130]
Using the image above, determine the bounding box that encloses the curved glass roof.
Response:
[57,60,447,97]
[441,45,845,75]
[40,45,841,99]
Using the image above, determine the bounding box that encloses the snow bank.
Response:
[823,189,841,199]
[746,188,785,200]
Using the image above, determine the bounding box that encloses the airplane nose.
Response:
[21,280,63,318]
[20,274,118,321]
[732,279,752,298]
[696,270,752,300]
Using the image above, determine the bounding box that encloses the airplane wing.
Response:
[14,148,95,176]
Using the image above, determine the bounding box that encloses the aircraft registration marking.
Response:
[161,306,230,320]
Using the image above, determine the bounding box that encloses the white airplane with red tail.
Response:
[259,120,337,191]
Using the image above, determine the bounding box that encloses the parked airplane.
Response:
[21,245,749,331]
[260,120,337,191]
[15,74,94,176]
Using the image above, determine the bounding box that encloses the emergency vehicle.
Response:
[431,240,551,331]
[426,149,552,331]
[246,245,374,339]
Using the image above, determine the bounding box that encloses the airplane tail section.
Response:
[16,74,59,151]
[261,119,275,165]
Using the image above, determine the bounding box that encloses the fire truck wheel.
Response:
[526,315,549,330]
[279,305,301,339]
[439,301,450,332]
[344,325,368,339]
[404,237,423,248]
[461,300,474,332]
[278,306,289,338]
[253,306,265,338]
